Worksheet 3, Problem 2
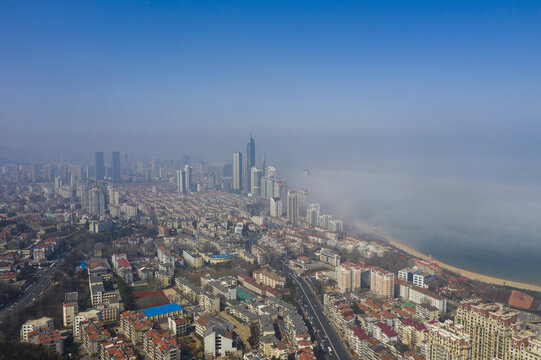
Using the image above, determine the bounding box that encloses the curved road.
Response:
[0,229,78,321]
[0,264,56,320]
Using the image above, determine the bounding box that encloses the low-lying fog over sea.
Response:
[288,168,541,286]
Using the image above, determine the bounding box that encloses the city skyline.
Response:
[4,129,541,287]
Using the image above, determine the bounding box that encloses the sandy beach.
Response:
[385,237,541,293]
[353,221,541,293]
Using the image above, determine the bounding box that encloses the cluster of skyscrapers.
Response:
[94,151,121,183]
[306,203,344,232]
[91,133,343,230]
[231,134,336,229]
[232,135,296,219]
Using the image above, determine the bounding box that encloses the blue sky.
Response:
[1,0,540,171]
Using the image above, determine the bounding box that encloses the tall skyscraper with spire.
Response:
[247,133,255,170]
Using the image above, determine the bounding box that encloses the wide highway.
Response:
[0,264,56,320]
[284,266,352,360]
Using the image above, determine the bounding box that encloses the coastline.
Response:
[384,237,541,293]
[351,221,541,293]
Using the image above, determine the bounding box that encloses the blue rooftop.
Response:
[210,253,232,259]
[80,260,86,270]
[142,303,182,317]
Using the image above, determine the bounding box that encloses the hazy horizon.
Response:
[2,1,541,167]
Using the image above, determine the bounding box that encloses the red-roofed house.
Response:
[373,322,398,344]
[144,328,181,360]
[27,328,63,354]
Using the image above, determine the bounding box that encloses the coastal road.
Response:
[283,264,352,360]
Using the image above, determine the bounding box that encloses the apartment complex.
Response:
[204,326,235,357]
[319,248,341,267]
[253,265,285,288]
[425,320,472,360]
[26,328,64,355]
[63,291,79,327]
[455,299,524,360]
[143,328,181,360]
[336,262,373,292]
[89,275,119,306]
[183,250,203,268]
[396,279,447,316]
[509,331,541,360]
[20,317,54,342]
[168,316,188,336]
[398,265,436,288]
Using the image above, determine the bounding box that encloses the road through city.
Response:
[283,263,352,360]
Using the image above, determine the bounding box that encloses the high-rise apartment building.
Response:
[259,154,266,175]
[184,165,192,192]
[425,320,472,360]
[95,152,105,180]
[287,190,299,225]
[208,172,216,189]
[250,167,262,196]
[267,166,276,178]
[318,214,332,229]
[274,179,287,215]
[107,186,119,206]
[306,204,320,226]
[79,183,89,209]
[176,170,187,194]
[261,176,274,199]
[233,152,243,192]
[336,265,352,292]
[242,152,249,193]
[509,331,541,360]
[151,158,159,177]
[370,267,395,298]
[63,292,79,327]
[269,197,282,218]
[89,188,106,217]
[329,219,344,232]
[111,151,121,183]
[454,299,524,360]
[336,262,367,292]
[299,189,308,210]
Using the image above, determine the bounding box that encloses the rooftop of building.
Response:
[142,303,182,317]
[209,253,232,259]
